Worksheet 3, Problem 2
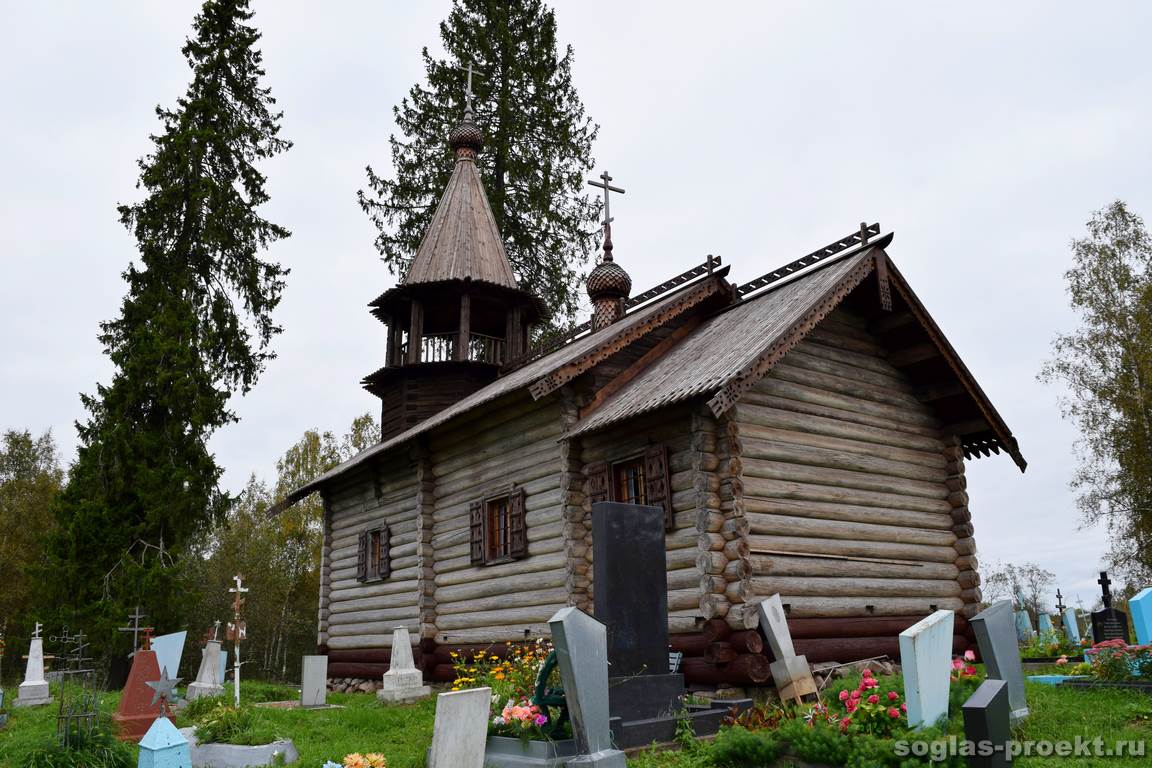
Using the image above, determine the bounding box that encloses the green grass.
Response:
[3,676,1151,767]
[0,681,434,768]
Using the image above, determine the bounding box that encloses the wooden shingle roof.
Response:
[402,154,517,289]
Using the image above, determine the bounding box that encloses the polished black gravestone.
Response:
[1090,571,1130,644]
[961,679,1011,768]
[592,502,743,748]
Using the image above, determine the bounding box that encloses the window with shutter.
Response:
[469,500,485,564]
[644,444,673,530]
[378,525,391,579]
[508,487,528,559]
[587,462,609,505]
[356,531,368,582]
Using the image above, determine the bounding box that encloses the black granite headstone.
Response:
[962,679,1011,768]
[1091,570,1130,643]
[592,501,669,677]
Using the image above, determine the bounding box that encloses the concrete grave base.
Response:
[187,683,225,702]
[16,681,52,707]
[482,736,578,767]
[254,700,344,710]
[180,727,299,768]
[377,684,431,704]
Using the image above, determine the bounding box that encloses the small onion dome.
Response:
[586,256,632,301]
[449,116,485,155]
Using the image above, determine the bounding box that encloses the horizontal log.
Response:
[743,496,952,531]
[436,571,566,603]
[327,649,393,664]
[326,627,418,650]
[783,347,917,397]
[794,634,967,664]
[669,634,712,656]
[755,377,940,432]
[744,478,951,515]
[681,657,764,686]
[435,551,567,584]
[437,605,565,631]
[770,361,925,412]
[669,588,702,611]
[433,624,553,645]
[741,435,946,484]
[735,399,944,454]
[705,642,737,664]
[767,596,964,618]
[786,615,968,639]
[327,608,419,627]
[750,553,959,581]
[746,512,956,547]
[750,576,961,599]
[748,534,959,564]
[729,630,765,654]
[743,458,947,501]
[328,662,389,678]
[437,586,570,616]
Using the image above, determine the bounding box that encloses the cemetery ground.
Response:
[2,670,1151,767]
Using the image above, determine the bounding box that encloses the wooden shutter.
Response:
[645,444,673,530]
[508,488,528,559]
[469,500,485,564]
[378,525,392,580]
[356,531,368,582]
[586,462,609,505]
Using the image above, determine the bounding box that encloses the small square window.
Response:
[612,456,647,506]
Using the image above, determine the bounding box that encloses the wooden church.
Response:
[281,102,1025,685]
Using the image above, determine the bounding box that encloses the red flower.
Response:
[867,694,880,704]
[900,703,907,713]
[965,665,977,676]
[862,668,873,678]
[839,717,851,732]
[888,707,900,718]
[845,699,857,713]
[838,690,849,702]
[850,690,861,700]
[887,691,899,701]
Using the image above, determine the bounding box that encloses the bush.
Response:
[182,694,228,723]
[785,720,852,765]
[710,726,779,767]
[191,703,278,746]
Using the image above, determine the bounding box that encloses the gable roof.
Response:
[279,230,1025,510]
[402,154,517,288]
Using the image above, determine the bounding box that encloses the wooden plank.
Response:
[745,512,956,547]
[747,534,958,563]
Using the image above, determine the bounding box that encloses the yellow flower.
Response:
[365,753,387,768]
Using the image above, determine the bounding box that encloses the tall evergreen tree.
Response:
[48,0,289,649]
[1040,201,1152,582]
[358,0,599,327]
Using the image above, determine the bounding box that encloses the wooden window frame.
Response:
[588,444,673,530]
[611,453,648,507]
[356,524,391,582]
[470,486,527,566]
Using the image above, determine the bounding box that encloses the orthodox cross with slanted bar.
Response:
[459,60,484,116]
[588,171,625,255]
[1098,571,1113,608]
[117,606,147,655]
[228,574,249,706]
[1055,589,1066,613]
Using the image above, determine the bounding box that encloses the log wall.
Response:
[428,394,568,645]
[323,453,421,653]
[735,308,969,652]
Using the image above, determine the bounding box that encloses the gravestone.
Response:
[1014,609,1034,644]
[16,626,52,707]
[899,609,954,729]
[137,716,191,768]
[114,646,164,741]
[1062,607,1081,645]
[218,650,228,687]
[970,600,1029,724]
[150,632,187,693]
[592,502,684,747]
[1090,572,1130,643]
[186,640,224,701]
[755,595,816,704]
[301,656,327,708]
[961,679,1011,768]
[1037,614,1054,636]
[427,687,491,768]
[1128,587,1152,646]
[377,627,430,704]
[548,607,626,767]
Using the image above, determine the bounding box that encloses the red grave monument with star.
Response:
[113,627,169,741]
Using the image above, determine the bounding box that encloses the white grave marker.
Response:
[899,609,955,729]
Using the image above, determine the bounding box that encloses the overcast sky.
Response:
[3,1,1150,613]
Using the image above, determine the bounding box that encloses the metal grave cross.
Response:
[1098,571,1113,608]
[588,171,625,231]
[228,574,249,706]
[1055,589,1066,613]
[117,606,147,655]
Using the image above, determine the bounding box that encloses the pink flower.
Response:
[887,691,899,701]
[888,707,900,718]
[1056,656,1068,666]
[845,699,857,713]
[867,694,880,705]
[863,677,879,689]
[862,668,873,678]
[952,658,964,670]
[534,714,548,726]
[900,703,907,713]
[965,665,977,676]
[850,690,861,700]
[838,690,849,701]
[964,650,976,662]
[839,717,851,732]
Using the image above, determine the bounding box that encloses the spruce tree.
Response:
[48,0,289,648]
[358,0,599,327]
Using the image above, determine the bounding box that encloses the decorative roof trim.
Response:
[707,254,880,417]
[884,261,1026,471]
[528,273,732,400]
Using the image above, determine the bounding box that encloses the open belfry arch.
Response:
[279,93,1024,684]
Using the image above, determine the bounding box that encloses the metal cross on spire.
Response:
[460,61,484,118]
[588,171,625,258]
